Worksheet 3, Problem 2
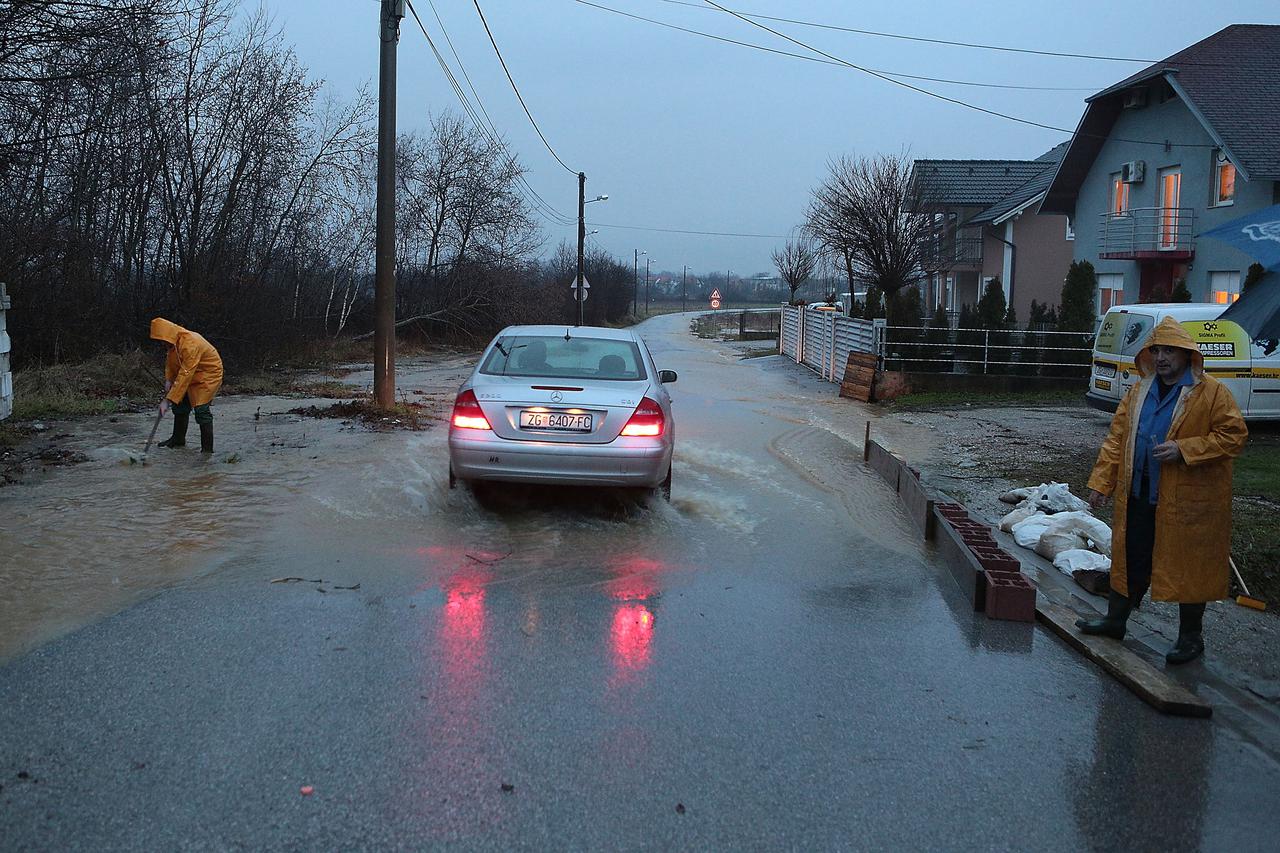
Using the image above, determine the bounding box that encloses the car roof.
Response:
[1104,303,1228,320]
[494,325,640,342]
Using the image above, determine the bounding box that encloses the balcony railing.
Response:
[1098,207,1196,259]
[921,236,983,267]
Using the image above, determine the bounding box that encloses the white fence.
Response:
[1,283,11,420]
[780,305,1095,383]
[780,305,881,382]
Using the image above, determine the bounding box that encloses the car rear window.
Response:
[480,335,648,381]
[1095,311,1156,358]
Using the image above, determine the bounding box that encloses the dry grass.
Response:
[12,351,160,419]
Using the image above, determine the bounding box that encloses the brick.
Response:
[984,571,1036,622]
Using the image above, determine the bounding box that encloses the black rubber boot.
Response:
[199,423,214,454]
[1076,589,1133,639]
[1166,603,1205,665]
[158,412,189,448]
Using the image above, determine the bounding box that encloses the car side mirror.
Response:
[658,369,678,384]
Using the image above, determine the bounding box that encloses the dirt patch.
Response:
[288,399,442,431]
[1,435,91,485]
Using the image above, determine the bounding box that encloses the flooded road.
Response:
[2,314,1279,849]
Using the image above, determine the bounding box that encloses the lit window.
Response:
[1111,175,1130,214]
[1208,270,1240,304]
[1213,151,1235,205]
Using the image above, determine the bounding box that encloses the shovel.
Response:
[1230,557,1267,611]
[138,408,165,464]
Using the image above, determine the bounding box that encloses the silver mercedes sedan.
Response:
[447,325,677,498]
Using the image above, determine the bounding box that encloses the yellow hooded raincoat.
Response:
[1087,316,1248,603]
[150,318,224,407]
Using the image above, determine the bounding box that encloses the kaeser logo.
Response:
[1242,220,1280,243]
[550,390,563,403]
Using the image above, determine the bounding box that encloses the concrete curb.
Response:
[862,422,1213,718]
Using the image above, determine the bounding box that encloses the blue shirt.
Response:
[1131,369,1194,504]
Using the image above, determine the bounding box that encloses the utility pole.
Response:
[373,0,404,408]
[576,172,586,326]
[645,257,652,316]
[682,264,687,313]
[633,250,640,318]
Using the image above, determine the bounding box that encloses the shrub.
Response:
[1059,261,1097,332]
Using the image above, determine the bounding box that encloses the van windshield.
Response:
[1095,311,1155,358]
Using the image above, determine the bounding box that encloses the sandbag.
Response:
[1036,530,1089,561]
[1011,513,1052,548]
[999,487,1036,505]
[1053,549,1112,575]
[1032,482,1090,515]
[999,503,1040,533]
[1041,510,1113,556]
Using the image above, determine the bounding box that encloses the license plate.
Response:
[1094,362,1116,379]
[1095,379,1112,391]
[520,410,593,431]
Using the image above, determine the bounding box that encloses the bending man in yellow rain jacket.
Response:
[150,318,224,453]
[1078,316,1247,664]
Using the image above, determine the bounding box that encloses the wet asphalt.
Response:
[2,313,1279,850]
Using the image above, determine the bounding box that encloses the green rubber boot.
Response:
[1076,589,1133,640]
[158,411,189,448]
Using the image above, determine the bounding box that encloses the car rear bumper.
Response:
[449,430,673,488]
[1085,391,1119,414]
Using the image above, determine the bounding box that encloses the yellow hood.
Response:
[150,317,185,345]
[1135,316,1204,378]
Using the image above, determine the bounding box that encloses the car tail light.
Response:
[451,389,491,430]
[621,397,664,437]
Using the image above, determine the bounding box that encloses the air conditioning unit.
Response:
[1121,160,1146,184]
[1123,87,1149,109]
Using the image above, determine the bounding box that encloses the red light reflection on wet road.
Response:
[610,602,655,673]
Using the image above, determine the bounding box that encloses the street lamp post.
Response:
[645,257,655,316]
[633,250,646,318]
[576,176,608,326]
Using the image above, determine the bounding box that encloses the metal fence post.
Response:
[983,329,990,374]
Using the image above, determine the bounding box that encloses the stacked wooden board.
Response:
[839,351,877,402]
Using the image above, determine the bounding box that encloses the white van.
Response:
[1087,303,1280,420]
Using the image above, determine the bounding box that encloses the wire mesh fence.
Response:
[879,324,1094,376]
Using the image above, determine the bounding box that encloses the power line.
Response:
[403,1,575,226]
[658,0,1191,64]
[423,0,575,225]
[471,0,578,175]
[699,0,1216,149]
[573,1,1098,92]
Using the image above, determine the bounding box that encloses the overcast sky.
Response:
[260,0,1279,276]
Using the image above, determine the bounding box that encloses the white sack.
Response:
[999,487,1036,505]
[1053,549,1112,575]
[1032,482,1090,515]
[999,503,1041,533]
[1041,510,1113,557]
[1011,513,1052,548]
[1036,530,1089,561]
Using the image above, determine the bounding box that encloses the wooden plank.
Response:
[1037,600,1212,718]
[866,438,902,492]
[840,351,877,402]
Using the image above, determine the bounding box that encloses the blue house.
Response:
[1041,24,1280,312]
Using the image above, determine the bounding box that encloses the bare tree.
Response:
[771,240,817,305]
[805,152,934,298]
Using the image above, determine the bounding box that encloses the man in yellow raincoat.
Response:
[1078,317,1247,664]
[150,318,224,453]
